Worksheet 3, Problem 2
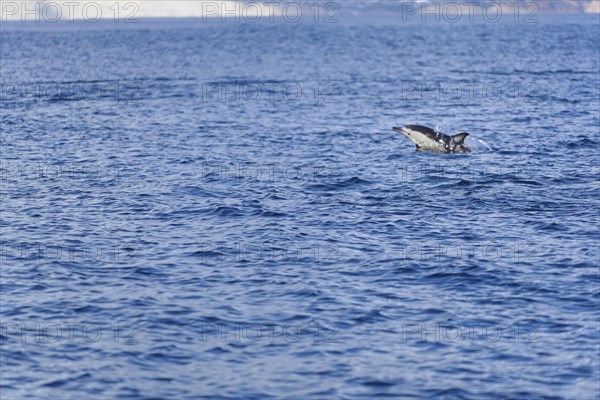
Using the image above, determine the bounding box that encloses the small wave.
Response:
[306,177,371,191]
[208,205,244,217]
[189,249,224,259]
[562,136,598,148]
[42,373,92,388]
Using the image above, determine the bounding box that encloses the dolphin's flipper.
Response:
[452,132,469,144]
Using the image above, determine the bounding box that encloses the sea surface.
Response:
[1,10,599,400]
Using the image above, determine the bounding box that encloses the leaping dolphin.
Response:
[393,125,471,154]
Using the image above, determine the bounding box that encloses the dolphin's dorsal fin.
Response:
[452,132,469,144]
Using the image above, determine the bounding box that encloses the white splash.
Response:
[471,137,493,151]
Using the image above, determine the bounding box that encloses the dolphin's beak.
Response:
[392,127,409,136]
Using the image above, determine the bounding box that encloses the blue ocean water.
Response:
[1,10,599,400]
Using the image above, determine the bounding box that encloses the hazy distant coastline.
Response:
[350,1,600,14]
[1,0,598,22]
[439,0,600,14]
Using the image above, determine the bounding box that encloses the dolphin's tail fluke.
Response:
[452,132,469,144]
